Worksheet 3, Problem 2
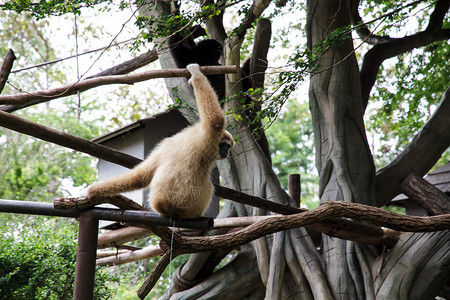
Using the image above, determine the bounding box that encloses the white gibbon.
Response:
[86,64,234,219]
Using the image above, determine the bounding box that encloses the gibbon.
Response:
[86,64,234,219]
[168,29,225,101]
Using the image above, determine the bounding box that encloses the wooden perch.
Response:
[401,173,450,215]
[96,245,163,266]
[0,65,238,105]
[0,49,16,94]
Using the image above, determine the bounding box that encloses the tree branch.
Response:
[348,0,398,45]
[1,49,158,112]
[376,86,450,206]
[0,65,237,106]
[235,0,271,40]
[0,49,16,94]
[401,173,450,215]
[137,250,178,299]
[360,0,450,106]
[96,245,163,266]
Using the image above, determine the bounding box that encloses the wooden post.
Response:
[288,174,301,207]
[74,211,98,300]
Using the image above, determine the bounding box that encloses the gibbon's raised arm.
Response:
[187,64,225,133]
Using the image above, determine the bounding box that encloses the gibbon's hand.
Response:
[187,63,201,84]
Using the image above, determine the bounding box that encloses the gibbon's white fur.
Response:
[86,64,234,219]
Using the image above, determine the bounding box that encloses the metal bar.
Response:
[0,199,214,230]
[0,199,79,218]
[74,211,98,300]
[91,208,213,230]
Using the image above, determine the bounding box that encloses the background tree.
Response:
[0,0,449,299]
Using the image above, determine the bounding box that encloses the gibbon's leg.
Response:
[87,158,157,198]
[187,64,225,133]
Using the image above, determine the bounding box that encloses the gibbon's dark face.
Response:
[219,141,232,159]
[218,131,234,159]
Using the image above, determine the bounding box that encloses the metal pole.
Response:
[0,199,213,230]
[74,211,98,300]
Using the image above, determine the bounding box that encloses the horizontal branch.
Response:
[96,245,163,266]
[98,226,152,249]
[0,65,238,106]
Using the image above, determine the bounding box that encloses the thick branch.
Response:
[376,87,450,206]
[0,65,237,106]
[360,0,450,105]
[401,173,450,215]
[235,0,271,40]
[0,49,16,94]
[167,201,450,254]
[0,110,141,169]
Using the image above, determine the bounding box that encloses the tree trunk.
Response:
[307,1,449,299]
[139,1,449,299]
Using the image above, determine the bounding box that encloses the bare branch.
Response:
[96,245,163,266]
[86,50,158,78]
[376,87,450,206]
[2,49,158,112]
[0,65,238,106]
[168,201,449,253]
[0,49,16,94]
[98,226,152,249]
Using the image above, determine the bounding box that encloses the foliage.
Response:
[0,217,119,299]
[266,99,319,209]
[367,40,450,167]
[0,106,99,202]
[1,0,112,19]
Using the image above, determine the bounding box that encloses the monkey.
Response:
[168,28,225,101]
[86,64,234,220]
